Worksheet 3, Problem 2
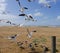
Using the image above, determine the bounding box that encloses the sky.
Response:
[0,0,60,26]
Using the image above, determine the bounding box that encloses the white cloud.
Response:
[0,14,19,20]
[0,0,5,2]
[57,16,60,20]
[34,12,43,17]
[38,0,56,4]
[38,0,51,4]
[0,0,7,13]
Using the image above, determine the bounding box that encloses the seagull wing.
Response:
[18,21,27,27]
[27,0,31,2]
[23,7,28,9]
[28,32,33,38]
[27,29,33,38]
[19,14,26,16]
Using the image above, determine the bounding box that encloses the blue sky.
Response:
[0,0,60,26]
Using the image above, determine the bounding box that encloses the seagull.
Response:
[25,15,37,21]
[19,14,37,21]
[6,21,12,24]
[0,19,12,24]
[17,21,28,27]
[44,3,51,8]
[27,28,36,38]
[16,0,28,13]
[38,0,52,8]
[40,0,57,8]
[19,6,28,13]
[6,34,19,41]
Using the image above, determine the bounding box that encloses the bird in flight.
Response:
[27,28,36,38]
[19,13,37,21]
[16,0,28,13]
[39,0,56,8]
[6,34,20,42]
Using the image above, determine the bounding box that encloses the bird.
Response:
[39,0,52,8]
[6,34,19,41]
[19,6,28,13]
[16,0,28,13]
[44,3,51,8]
[27,28,36,38]
[17,21,28,27]
[25,15,37,21]
[6,21,12,24]
[17,41,25,49]
[19,13,36,21]
[0,19,12,24]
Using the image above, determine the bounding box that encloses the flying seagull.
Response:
[6,21,12,24]
[27,28,36,38]
[6,34,20,41]
[19,14,37,21]
[0,19,12,24]
[19,13,26,16]
[16,0,28,13]
[38,0,52,8]
[19,6,28,13]
[17,21,28,27]
[25,15,37,21]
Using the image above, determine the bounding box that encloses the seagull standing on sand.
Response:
[27,28,36,38]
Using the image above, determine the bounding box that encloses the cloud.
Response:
[34,12,43,17]
[0,14,19,20]
[0,0,5,2]
[57,16,60,20]
[0,0,7,13]
[38,0,56,4]
[38,0,51,4]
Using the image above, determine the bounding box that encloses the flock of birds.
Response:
[6,29,36,41]
[0,1,57,52]
[0,0,56,26]
[0,0,57,40]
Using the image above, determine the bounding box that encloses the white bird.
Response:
[38,0,52,8]
[6,34,20,42]
[19,7,28,13]
[39,0,57,8]
[25,15,37,21]
[19,14,37,21]
[27,28,36,38]
[17,21,28,27]
[16,0,28,13]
